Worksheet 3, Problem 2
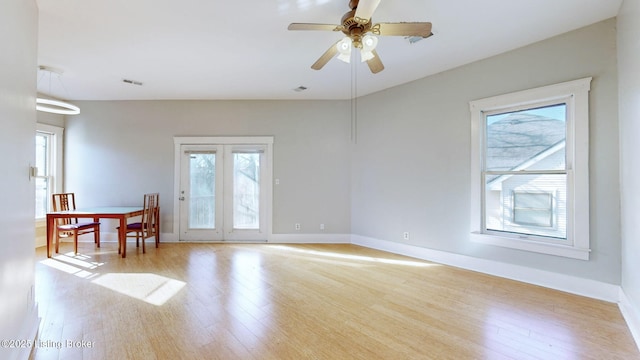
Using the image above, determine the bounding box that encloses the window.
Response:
[512,191,553,228]
[469,78,591,260]
[35,124,63,220]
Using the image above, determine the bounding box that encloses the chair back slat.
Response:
[52,193,78,226]
[50,192,101,254]
[141,193,159,239]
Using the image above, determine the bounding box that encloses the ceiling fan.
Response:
[288,0,433,74]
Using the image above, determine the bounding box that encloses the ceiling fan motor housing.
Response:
[288,0,431,74]
[341,9,371,48]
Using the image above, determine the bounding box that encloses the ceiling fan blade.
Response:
[311,41,340,70]
[374,22,433,37]
[354,0,381,23]
[366,50,384,74]
[288,23,342,31]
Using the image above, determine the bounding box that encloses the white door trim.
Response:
[173,136,274,242]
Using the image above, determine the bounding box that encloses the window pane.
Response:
[513,192,552,227]
[35,133,48,176]
[233,153,260,229]
[485,104,566,173]
[189,153,215,229]
[485,173,566,239]
[35,132,51,218]
[35,177,48,218]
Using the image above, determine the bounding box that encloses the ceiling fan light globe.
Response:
[362,34,378,50]
[336,37,353,63]
[337,37,352,52]
[363,34,378,48]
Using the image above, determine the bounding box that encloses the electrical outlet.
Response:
[403,232,410,240]
[320,224,325,231]
[295,223,301,231]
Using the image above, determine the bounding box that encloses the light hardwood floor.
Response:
[31,242,639,360]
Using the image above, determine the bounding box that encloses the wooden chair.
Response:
[124,193,160,253]
[51,193,101,255]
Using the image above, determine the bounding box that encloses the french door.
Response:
[176,137,272,241]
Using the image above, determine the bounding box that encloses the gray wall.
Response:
[0,1,38,359]
[618,0,640,318]
[352,18,621,284]
[37,110,65,128]
[65,100,352,236]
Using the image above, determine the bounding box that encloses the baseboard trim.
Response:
[351,234,620,303]
[619,288,640,351]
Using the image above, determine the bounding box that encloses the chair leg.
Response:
[74,230,79,255]
[155,217,160,248]
[94,218,99,246]
[142,236,146,254]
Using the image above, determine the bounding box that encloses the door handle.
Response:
[179,196,185,201]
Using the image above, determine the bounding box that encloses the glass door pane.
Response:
[178,140,270,242]
[233,153,260,229]
[189,153,216,229]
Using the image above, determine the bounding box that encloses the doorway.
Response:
[174,137,272,241]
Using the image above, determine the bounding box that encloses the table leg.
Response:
[155,208,160,246]
[46,215,52,258]
[93,217,100,248]
[119,216,127,258]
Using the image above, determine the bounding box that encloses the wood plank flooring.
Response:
[31,242,639,359]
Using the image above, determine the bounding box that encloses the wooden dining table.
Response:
[46,206,145,258]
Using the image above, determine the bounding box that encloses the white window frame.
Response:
[469,78,591,260]
[35,123,64,221]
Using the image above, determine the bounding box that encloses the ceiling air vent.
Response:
[122,79,143,86]
[405,36,425,44]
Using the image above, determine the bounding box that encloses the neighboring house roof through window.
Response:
[486,113,565,184]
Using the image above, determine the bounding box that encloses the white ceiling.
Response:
[36,0,621,101]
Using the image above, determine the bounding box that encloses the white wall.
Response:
[36,110,64,128]
[618,0,640,327]
[64,100,352,237]
[0,1,39,359]
[352,18,621,284]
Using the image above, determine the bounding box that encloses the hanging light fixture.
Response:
[336,37,353,63]
[36,66,80,115]
[360,34,378,62]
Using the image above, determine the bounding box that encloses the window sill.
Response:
[471,232,590,260]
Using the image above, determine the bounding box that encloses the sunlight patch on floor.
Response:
[40,252,105,279]
[272,245,439,267]
[91,273,186,306]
